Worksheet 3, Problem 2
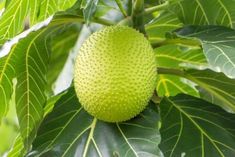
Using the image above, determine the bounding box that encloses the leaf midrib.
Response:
[117,123,139,157]
[24,28,47,146]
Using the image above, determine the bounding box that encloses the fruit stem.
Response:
[132,0,146,35]
[144,1,169,15]
[115,0,128,17]
[151,90,162,104]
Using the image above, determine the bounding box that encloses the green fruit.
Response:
[74,26,157,122]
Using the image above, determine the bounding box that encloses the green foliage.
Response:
[146,12,183,42]
[0,0,77,45]
[185,69,235,113]
[0,97,18,156]
[169,0,235,28]
[0,0,29,45]
[46,23,81,94]
[0,0,235,156]
[81,0,99,23]
[176,26,235,78]
[160,94,235,156]
[28,87,161,157]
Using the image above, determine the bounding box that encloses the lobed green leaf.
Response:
[169,0,235,28]
[185,69,235,113]
[176,25,235,78]
[160,94,235,157]
[28,87,162,157]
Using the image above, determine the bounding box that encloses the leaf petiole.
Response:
[152,38,202,48]
[157,67,185,78]
[114,0,128,17]
[144,1,170,15]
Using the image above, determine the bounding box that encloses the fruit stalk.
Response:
[132,0,146,34]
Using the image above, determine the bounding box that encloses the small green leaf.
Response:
[159,94,235,157]
[28,87,161,157]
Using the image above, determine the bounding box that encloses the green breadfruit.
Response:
[74,26,157,122]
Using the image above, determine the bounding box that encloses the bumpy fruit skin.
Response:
[74,26,157,122]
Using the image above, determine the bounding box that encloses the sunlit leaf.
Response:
[169,0,235,28]
[0,92,18,156]
[7,135,25,157]
[30,0,77,25]
[0,15,83,150]
[155,44,207,69]
[13,29,52,149]
[146,12,183,42]
[176,25,235,78]
[155,44,206,97]
[0,53,15,122]
[0,0,29,45]
[0,0,77,45]
[157,74,198,97]
[0,0,6,9]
